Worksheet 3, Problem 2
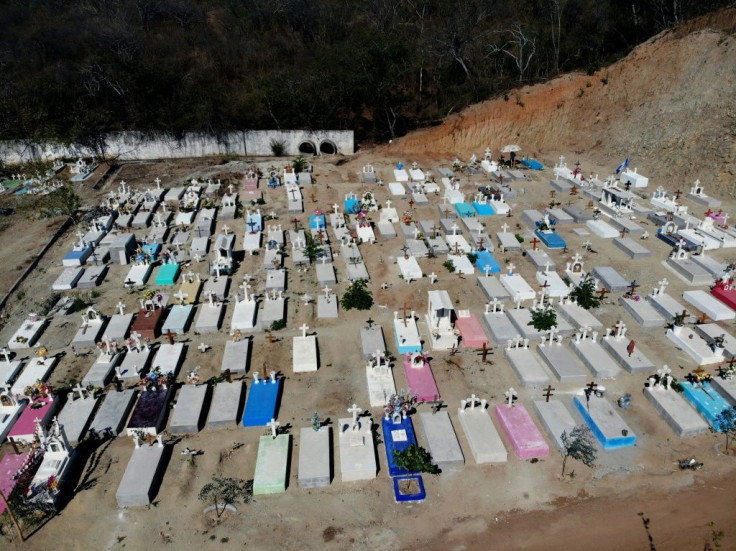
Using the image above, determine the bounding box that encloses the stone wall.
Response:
[0,129,354,164]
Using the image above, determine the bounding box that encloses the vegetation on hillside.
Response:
[0,1,729,147]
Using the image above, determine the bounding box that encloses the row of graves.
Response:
[2,155,736,513]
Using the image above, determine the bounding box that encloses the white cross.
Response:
[333,203,339,214]
[428,272,437,284]
[451,223,460,236]
[582,240,592,250]
[120,180,127,194]
[543,261,551,274]
[268,418,280,438]
[175,289,188,304]
[228,183,234,194]
[657,365,672,379]
[154,177,161,189]
[323,286,331,300]
[385,200,392,209]
[300,323,309,338]
[372,349,384,368]
[506,262,516,275]
[413,226,420,239]
[615,320,626,338]
[198,342,209,352]
[484,264,492,277]
[467,394,478,410]
[73,383,86,401]
[0,348,10,363]
[253,371,260,384]
[571,252,583,264]
[131,331,142,350]
[222,224,230,235]
[348,403,362,425]
[504,388,516,407]
[241,282,251,302]
[657,278,669,295]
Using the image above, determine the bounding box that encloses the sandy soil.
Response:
[2,10,736,548]
[0,151,735,550]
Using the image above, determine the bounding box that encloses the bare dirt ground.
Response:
[1,151,735,551]
[2,9,736,550]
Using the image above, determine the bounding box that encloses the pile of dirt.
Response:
[381,6,736,197]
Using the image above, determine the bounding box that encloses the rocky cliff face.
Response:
[383,7,736,196]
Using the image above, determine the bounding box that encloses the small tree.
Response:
[442,259,456,273]
[714,407,736,452]
[198,476,253,518]
[569,274,601,310]
[560,425,597,477]
[529,304,557,332]
[341,279,373,311]
[393,444,440,475]
[302,231,323,262]
[35,184,83,224]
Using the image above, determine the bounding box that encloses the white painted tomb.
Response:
[261,291,285,326]
[293,324,318,372]
[536,268,570,298]
[365,350,396,407]
[0,390,26,443]
[397,256,423,282]
[11,356,58,396]
[317,288,338,319]
[72,307,108,348]
[586,219,620,238]
[500,264,536,301]
[8,316,46,349]
[52,267,84,290]
[230,285,258,332]
[457,397,507,464]
[666,326,724,365]
[58,385,99,445]
[0,351,23,388]
[195,291,224,333]
[115,438,166,507]
[338,414,376,482]
[425,290,458,350]
[446,254,474,275]
[123,263,152,287]
[118,344,152,382]
[82,349,124,388]
[555,296,603,330]
[151,343,185,378]
[683,290,735,321]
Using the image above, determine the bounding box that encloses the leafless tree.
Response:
[489,23,537,83]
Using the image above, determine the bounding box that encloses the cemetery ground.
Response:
[0,152,735,550]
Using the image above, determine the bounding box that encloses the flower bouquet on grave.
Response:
[15,335,28,343]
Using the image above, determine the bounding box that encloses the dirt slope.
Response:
[380,7,736,196]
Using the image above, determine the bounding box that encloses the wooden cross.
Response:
[674,189,682,201]
[401,302,411,325]
[697,312,709,324]
[453,242,461,255]
[620,228,628,238]
[478,237,485,250]
[549,190,556,198]
[705,208,713,217]
[530,237,540,251]
[165,329,175,345]
[475,342,493,363]
[310,193,317,203]
[366,317,375,329]
[266,331,276,344]
[442,207,451,218]
[539,279,550,292]
[292,217,300,231]
[570,186,578,196]
[692,366,706,378]
[542,385,555,402]
[408,198,415,209]
[585,381,598,393]
[597,288,610,300]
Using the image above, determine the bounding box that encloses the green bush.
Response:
[270,139,286,157]
[443,260,455,273]
[341,279,373,310]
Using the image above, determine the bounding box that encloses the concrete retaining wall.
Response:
[1,130,354,164]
